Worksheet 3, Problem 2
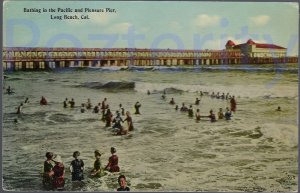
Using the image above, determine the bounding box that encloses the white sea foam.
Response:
[260,123,298,147]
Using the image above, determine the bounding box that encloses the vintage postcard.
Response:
[2,1,298,192]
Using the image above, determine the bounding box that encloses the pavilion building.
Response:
[225,39,287,58]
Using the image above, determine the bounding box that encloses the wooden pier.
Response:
[2,47,298,71]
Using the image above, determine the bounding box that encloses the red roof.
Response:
[226,40,236,46]
[255,43,286,49]
[232,39,286,50]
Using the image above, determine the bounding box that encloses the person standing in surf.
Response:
[63,98,68,108]
[195,109,201,122]
[276,106,282,111]
[134,102,141,114]
[101,98,108,110]
[180,103,188,112]
[91,150,103,177]
[204,110,216,122]
[69,98,75,108]
[80,104,85,113]
[24,97,29,104]
[221,93,225,99]
[218,108,224,119]
[105,109,113,127]
[112,111,123,130]
[195,98,200,105]
[42,152,54,186]
[101,108,106,122]
[70,151,84,181]
[93,105,99,113]
[200,91,204,97]
[40,96,48,105]
[226,93,230,100]
[104,147,120,173]
[188,105,194,117]
[225,107,232,120]
[211,92,216,98]
[6,86,13,94]
[230,96,237,112]
[169,98,175,105]
[51,155,65,190]
[16,103,23,114]
[121,108,125,116]
[119,104,126,116]
[124,111,134,131]
[86,98,92,110]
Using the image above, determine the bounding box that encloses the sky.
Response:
[3,1,299,55]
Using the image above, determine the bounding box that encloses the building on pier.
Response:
[226,39,287,58]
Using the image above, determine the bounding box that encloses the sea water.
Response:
[2,64,298,191]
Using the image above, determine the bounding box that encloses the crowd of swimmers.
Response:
[13,87,237,127]
[148,89,238,123]
[175,101,234,122]
[13,93,139,136]
[63,97,139,136]
[42,147,130,191]
[10,84,285,126]
[14,96,45,116]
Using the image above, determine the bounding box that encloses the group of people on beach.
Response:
[42,147,130,191]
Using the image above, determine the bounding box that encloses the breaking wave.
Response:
[80,65,299,73]
[81,81,135,89]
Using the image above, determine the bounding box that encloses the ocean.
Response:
[2,64,298,191]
